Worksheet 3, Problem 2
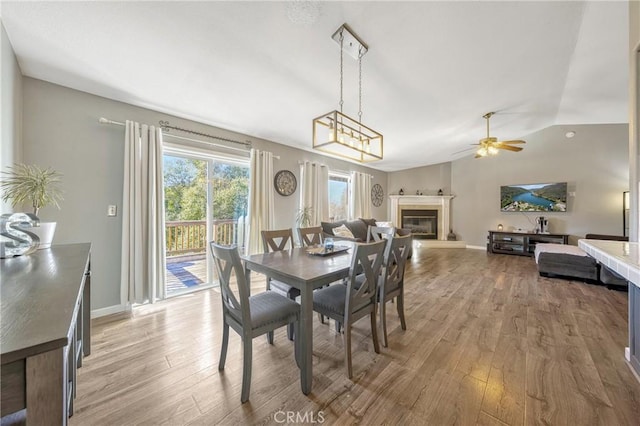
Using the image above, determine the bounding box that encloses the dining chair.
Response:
[367,225,395,242]
[378,234,411,347]
[261,228,300,341]
[297,226,332,325]
[210,242,300,403]
[395,227,414,259]
[297,226,323,247]
[312,240,386,378]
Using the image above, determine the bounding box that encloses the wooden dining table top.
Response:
[242,245,354,286]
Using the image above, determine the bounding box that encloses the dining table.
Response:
[242,243,354,395]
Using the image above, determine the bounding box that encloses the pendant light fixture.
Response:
[312,24,383,162]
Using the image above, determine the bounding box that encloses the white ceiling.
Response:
[0,1,629,172]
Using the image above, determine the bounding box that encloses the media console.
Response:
[487,230,569,257]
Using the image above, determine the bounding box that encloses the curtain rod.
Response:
[298,161,373,178]
[98,117,253,155]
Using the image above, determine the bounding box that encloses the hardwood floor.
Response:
[71,247,640,425]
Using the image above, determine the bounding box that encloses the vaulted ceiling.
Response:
[0,1,629,171]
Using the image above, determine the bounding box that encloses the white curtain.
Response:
[120,121,166,305]
[247,149,274,254]
[350,171,371,219]
[299,161,329,226]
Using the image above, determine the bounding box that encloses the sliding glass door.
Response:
[163,148,249,297]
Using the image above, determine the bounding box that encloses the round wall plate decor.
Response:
[274,170,297,196]
[371,183,384,207]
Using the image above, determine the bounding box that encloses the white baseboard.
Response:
[626,346,631,362]
[466,245,486,250]
[91,304,127,319]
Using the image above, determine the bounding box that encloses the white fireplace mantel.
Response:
[389,195,454,241]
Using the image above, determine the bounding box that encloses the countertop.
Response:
[578,239,640,288]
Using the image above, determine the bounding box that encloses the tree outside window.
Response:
[329,173,349,221]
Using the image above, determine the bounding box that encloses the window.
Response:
[163,143,249,297]
[328,172,350,221]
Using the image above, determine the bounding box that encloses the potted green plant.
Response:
[1,163,63,248]
[296,206,314,228]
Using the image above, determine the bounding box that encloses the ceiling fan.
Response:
[472,112,526,158]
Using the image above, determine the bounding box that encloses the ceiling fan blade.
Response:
[474,154,482,159]
[499,139,526,144]
[497,145,523,152]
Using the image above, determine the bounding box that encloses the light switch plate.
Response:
[107,205,117,217]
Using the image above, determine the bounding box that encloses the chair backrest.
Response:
[345,240,386,315]
[395,228,413,258]
[297,226,323,247]
[210,242,251,326]
[261,228,294,252]
[367,225,395,243]
[380,234,411,295]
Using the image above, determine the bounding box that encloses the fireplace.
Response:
[401,209,438,239]
[389,195,453,241]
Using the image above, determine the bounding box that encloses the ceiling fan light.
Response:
[471,112,526,159]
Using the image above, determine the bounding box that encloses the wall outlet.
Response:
[107,205,117,217]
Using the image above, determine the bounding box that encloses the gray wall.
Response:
[21,78,387,311]
[386,162,451,197]
[451,123,629,247]
[0,20,23,212]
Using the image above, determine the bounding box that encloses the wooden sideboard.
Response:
[1,243,91,424]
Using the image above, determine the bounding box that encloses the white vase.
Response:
[30,222,57,249]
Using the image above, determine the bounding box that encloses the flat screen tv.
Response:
[500,182,567,212]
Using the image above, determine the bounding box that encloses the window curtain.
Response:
[247,149,274,254]
[299,161,329,226]
[350,171,371,219]
[120,121,166,306]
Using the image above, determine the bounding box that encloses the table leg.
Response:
[300,285,313,394]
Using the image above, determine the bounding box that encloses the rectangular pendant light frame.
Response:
[313,110,383,163]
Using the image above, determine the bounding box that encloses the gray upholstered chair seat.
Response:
[313,284,369,317]
[229,291,300,330]
[269,279,301,299]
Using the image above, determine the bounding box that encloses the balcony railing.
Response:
[165,219,245,257]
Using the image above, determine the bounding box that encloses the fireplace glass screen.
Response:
[401,209,438,239]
